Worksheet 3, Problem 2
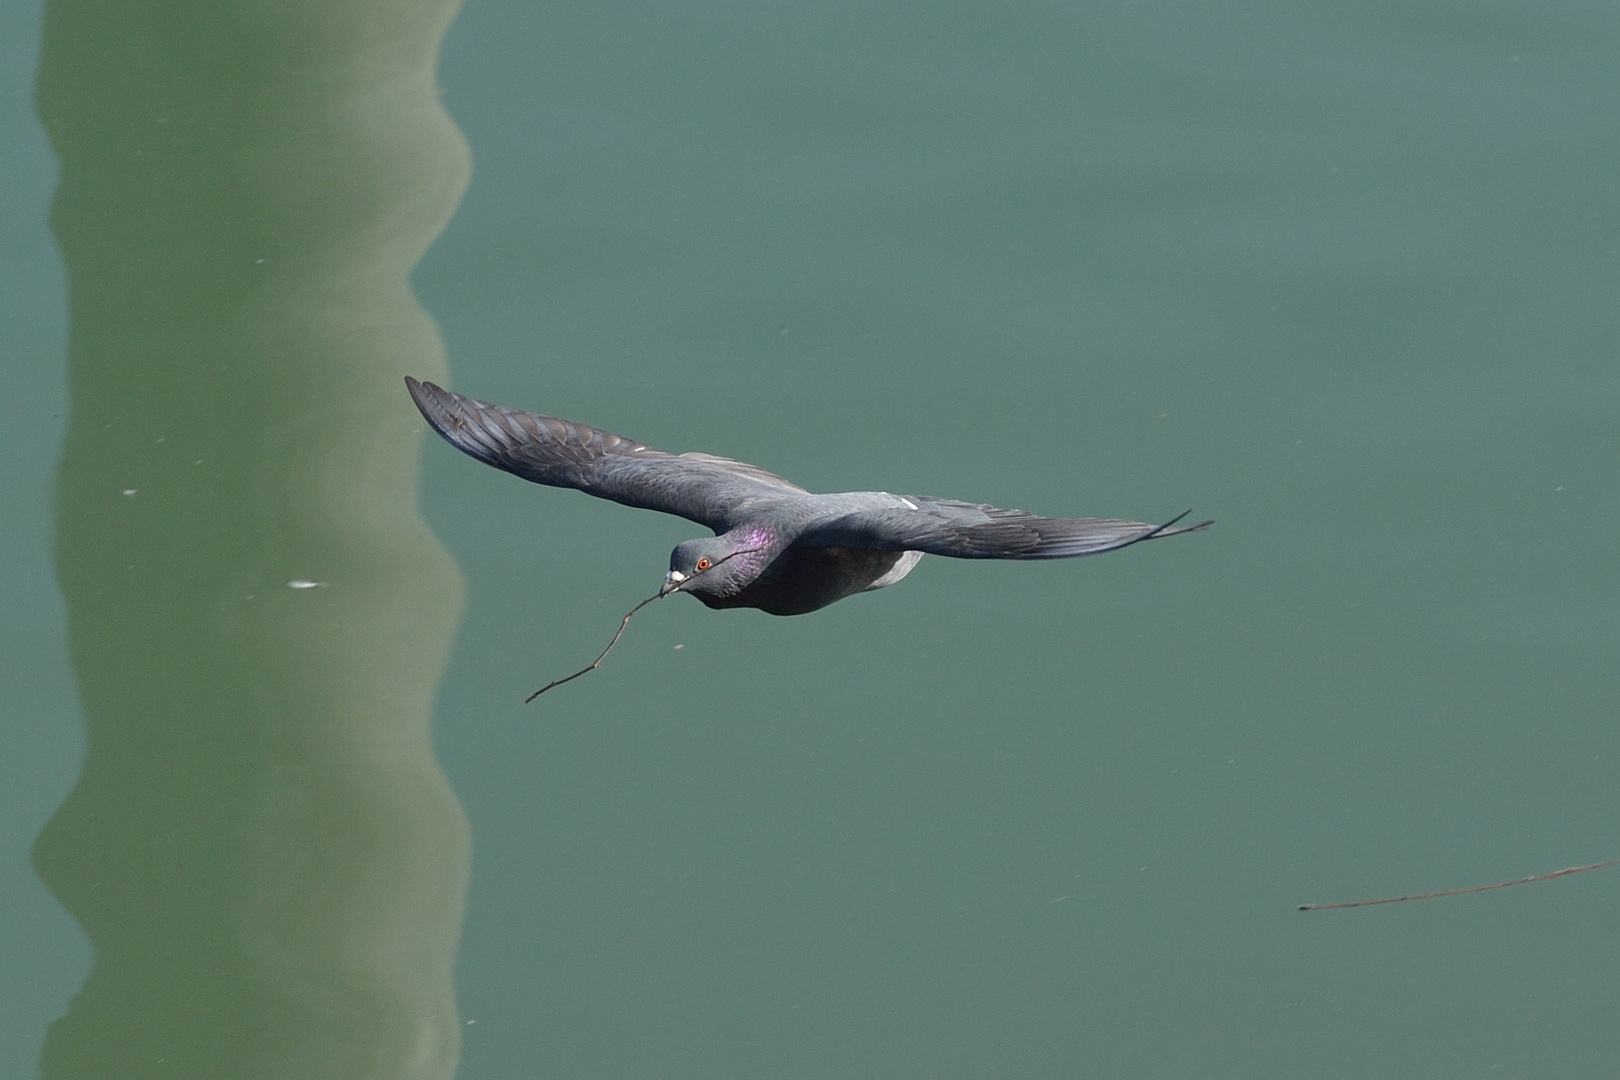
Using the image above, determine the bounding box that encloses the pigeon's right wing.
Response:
[407,379,807,531]
[797,496,1211,560]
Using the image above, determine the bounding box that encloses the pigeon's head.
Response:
[664,536,765,600]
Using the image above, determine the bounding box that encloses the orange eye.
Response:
[695,557,711,571]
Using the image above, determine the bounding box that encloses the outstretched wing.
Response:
[797,496,1211,560]
[406,378,807,531]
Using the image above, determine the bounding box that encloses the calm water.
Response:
[4,2,1619,1077]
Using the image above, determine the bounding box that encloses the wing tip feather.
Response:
[1150,512,1214,539]
[405,376,463,439]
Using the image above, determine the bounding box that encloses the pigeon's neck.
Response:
[722,526,784,580]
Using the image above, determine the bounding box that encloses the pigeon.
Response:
[407,378,1210,617]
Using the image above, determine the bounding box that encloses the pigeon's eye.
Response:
[695,557,712,571]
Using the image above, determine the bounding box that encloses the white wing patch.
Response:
[865,550,924,591]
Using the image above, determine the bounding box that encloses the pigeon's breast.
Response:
[706,544,919,616]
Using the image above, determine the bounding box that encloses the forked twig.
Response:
[1298,859,1620,911]
[525,546,765,703]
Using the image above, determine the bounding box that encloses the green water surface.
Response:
[3,2,1618,1077]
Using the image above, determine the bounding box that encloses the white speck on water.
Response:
[287,580,327,589]
[1555,486,1563,492]
[255,258,265,264]
[673,643,685,650]
[122,489,137,496]
[466,1019,475,1025]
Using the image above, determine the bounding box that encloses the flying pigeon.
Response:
[407,378,1210,616]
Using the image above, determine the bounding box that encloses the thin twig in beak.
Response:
[526,546,766,703]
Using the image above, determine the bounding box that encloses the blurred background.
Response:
[3,1,1617,1077]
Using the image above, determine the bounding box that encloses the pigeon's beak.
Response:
[660,569,687,596]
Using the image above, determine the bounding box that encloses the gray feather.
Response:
[797,498,1211,560]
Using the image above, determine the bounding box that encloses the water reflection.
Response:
[34,0,470,1076]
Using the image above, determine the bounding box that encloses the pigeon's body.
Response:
[682,521,925,616]
[406,378,1209,615]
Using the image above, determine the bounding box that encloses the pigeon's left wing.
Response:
[797,497,1211,560]
[407,378,807,531]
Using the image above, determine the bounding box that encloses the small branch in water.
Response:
[1298,859,1620,911]
[525,546,765,703]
